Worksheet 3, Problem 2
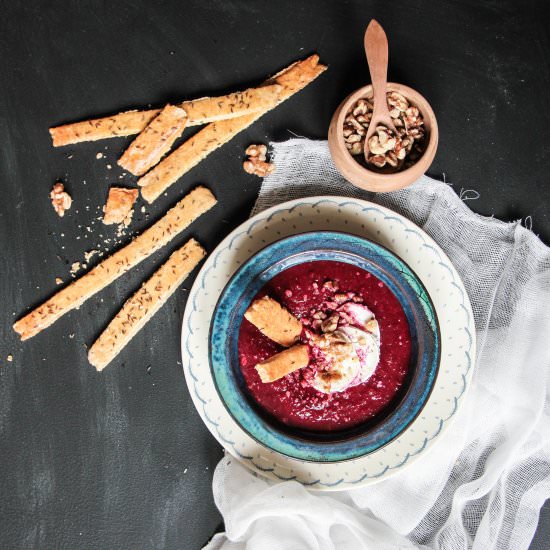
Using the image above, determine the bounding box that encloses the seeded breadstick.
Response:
[244,295,302,347]
[182,84,281,124]
[49,85,282,147]
[118,105,188,176]
[51,110,159,147]
[139,55,327,203]
[13,186,216,341]
[138,118,245,202]
[255,345,309,383]
[88,239,206,371]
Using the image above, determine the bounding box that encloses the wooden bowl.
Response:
[328,83,438,192]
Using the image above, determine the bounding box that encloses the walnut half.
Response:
[50,182,72,217]
[243,143,275,177]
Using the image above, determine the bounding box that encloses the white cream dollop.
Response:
[309,304,381,394]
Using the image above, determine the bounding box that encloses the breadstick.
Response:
[118,104,188,176]
[13,186,216,341]
[244,295,302,347]
[255,345,309,383]
[88,239,206,371]
[138,55,326,203]
[49,84,282,147]
[182,84,281,124]
[51,110,159,147]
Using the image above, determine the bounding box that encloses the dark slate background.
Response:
[1,1,549,548]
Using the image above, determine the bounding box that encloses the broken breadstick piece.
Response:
[13,186,216,341]
[138,55,327,203]
[118,104,188,176]
[88,239,206,371]
[244,295,302,347]
[103,187,138,225]
[255,344,309,383]
[49,84,282,147]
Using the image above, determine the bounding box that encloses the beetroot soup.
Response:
[238,260,412,431]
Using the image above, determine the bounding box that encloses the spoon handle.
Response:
[364,20,389,117]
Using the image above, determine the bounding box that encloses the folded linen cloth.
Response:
[204,139,550,550]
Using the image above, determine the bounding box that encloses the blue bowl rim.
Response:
[208,230,441,463]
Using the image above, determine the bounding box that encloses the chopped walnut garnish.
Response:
[321,314,339,333]
[50,182,72,217]
[323,280,339,291]
[243,143,275,177]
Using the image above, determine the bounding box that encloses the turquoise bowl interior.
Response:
[209,231,440,462]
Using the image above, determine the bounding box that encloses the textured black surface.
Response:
[1,1,549,549]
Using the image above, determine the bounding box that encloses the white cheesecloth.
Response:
[204,139,550,550]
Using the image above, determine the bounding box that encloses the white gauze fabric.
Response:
[204,139,550,550]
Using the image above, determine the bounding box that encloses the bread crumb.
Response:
[84,249,98,263]
[7,354,13,362]
[70,261,81,276]
[96,152,103,159]
[55,277,63,285]
[69,334,75,339]
[107,164,112,170]
[116,224,128,238]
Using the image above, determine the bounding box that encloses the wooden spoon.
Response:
[363,20,398,161]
